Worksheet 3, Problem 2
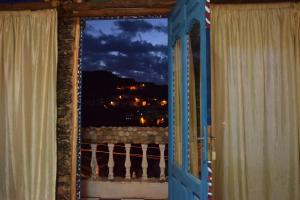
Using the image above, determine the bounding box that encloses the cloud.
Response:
[84,23,105,37]
[114,20,167,39]
[83,33,166,55]
[82,19,168,84]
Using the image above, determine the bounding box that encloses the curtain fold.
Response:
[0,10,57,200]
[295,3,300,176]
[211,3,300,200]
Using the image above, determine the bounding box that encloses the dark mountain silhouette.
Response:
[82,70,167,99]
[81,70,168,127]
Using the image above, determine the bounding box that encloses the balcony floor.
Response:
[81,179,168,200]
[82,198,167,200]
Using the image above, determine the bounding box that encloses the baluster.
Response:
[90,144,99,180]
[159,144,166,180]
[141,144,148,180]
[125,144,131,179]
[108,144,114,180]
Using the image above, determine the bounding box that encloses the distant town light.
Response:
[135,98,140,103]
[160,100,167,106]
[140,117,146,125]
[156,117,165,125]
[142,101,147,106]
[129,86,137,90]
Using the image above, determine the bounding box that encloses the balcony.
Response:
[81,127,168,200]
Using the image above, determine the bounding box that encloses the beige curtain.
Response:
[296,3,300,171]
[0,10,57,200]
[174,40,183,166]
[211,3,300,200]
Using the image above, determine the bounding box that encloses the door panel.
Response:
[168,0,211,199]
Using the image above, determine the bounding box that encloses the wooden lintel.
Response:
[0,2,59,11]
[0,0,298,12]
[211,0,298,3]
[65,0,176,9]
[0,1,175,16]
[67,7,172,17]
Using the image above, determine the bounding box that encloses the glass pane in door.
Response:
[188,22,202,177]
[173,39,183,166]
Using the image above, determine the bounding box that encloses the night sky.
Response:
[82,18,168,85]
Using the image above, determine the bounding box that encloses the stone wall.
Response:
[56,17,78,200]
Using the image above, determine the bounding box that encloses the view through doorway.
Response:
[78,17,169,200]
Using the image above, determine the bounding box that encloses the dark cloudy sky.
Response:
[82,18,168,85]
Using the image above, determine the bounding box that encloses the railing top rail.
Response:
[82,126,168,144]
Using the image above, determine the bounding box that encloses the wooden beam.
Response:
[64,1,175,11]
[61,0,175,17]
[67,7,172,17]
[0,0,175,16]
[0,2,59,11]
[67,0,176,9]
[211,0,298,3]
[0,0,298,12]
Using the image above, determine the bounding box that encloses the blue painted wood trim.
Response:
[172,165,202,194]
[181,3,189,171]
[169,0,185,46]
[168,0,211,199]
[168,17,175,200]
[199,1,210,199]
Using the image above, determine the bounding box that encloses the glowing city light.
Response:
[140,117,146,125]
[129,86,137,90]
[156,117,165,125]
[135,98,140,103]
[160,100,167,106]
[142,101,147,106]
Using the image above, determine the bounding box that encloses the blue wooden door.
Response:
[168,0,211,199]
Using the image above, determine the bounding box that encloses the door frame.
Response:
[168,0,211,199]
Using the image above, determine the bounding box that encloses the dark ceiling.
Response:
[0,0,298,3]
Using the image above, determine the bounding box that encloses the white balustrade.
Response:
[108,143,115,180]
[90,144,99,180]
[125,143,131,179]
[159,144,166,180]
[87,142,168,182]
[141,144,148,180]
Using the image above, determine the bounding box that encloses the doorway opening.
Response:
[78,17,169,200]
